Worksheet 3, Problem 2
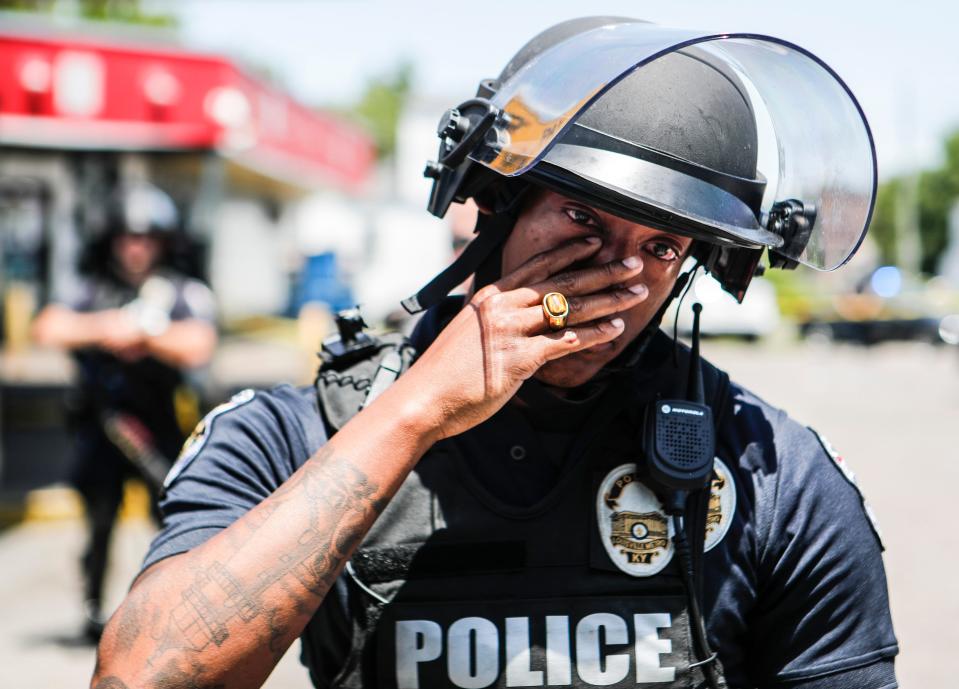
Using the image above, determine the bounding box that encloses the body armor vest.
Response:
[308,330,730,689]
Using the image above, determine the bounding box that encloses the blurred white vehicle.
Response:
[666,266,781,341]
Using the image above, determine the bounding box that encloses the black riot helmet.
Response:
[107,182,180,237]
[405,16,876,312]
[80,182,198,280]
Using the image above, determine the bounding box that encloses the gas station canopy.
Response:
[0,28,375,191]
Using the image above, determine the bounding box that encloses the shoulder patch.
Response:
[163,389,257,489]
[813,430,885,549]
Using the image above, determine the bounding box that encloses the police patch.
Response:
[597,464,674,577]
[813,430,885,548]
[704,458,737,552]
[163,388,256,489]
[379,596,694,689]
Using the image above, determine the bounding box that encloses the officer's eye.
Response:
[564,207,603,231]
[645,241,681,263]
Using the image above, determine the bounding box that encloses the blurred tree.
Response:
[351,62,414,159]
[917,165,955,273]
[870,179,901,265]
[870,129,959,274]
[0,0,176,26]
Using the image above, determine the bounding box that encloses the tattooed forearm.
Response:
[150,658,226,689]
[113,588,148,654]
[93,678,131,689]
[94,431,410,689]
[149,446,386,660]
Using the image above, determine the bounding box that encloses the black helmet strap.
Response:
[400,214,510,314]
[402,185,529,314]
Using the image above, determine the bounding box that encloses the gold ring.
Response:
[542,292,570,331]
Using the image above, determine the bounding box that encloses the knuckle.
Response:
[487,291,505,308]
[608,289,627,305]
[494,312,515,333]
[553,272,576,290]
[473,284,499,303]
[478,292,503,315]
[593,320,611,335]
[479,295,516,332]
[566,296,583,313]
[529,253,551,274]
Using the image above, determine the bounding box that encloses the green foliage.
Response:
[0,0,176,26]
[763,265,833,321]
[870,178,900,264]
[917,166,954,273]
[0,0,55,10]
[352,62,413,159]
[872,129,959,274]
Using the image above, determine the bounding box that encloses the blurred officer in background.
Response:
[32,182,217,641]
[92,18,896,689]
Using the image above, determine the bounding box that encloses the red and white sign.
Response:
[0,30,375,190]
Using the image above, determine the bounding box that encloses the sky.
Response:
[167,0,959,180]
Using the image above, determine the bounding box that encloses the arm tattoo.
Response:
[148,445,385,668]
[113,588,148,654]
[92,679,131,689]
[150,658,226,689]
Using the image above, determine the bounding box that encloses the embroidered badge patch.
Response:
[814,431,885,547]
[597,464,674,577]
[704,458,737,552]
[163,388,256,489]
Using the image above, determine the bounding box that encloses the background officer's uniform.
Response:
[67,270,215,623]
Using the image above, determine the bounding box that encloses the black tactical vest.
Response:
[306,334,730,689]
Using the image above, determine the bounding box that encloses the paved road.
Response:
[0,518,311,688]
[0,340,955,688]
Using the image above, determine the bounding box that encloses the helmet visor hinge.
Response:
[424,99,501,175]
[766,199,816,269]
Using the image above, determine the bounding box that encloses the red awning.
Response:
[0,28,375,190]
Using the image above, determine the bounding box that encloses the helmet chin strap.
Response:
[401,185,530,315]
[401,211,513,314]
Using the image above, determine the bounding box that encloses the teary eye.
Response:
[564,207,602,230]
[646,241,680,262]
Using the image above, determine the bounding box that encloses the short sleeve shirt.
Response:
[144,314,898,689]
[66,270,217,437]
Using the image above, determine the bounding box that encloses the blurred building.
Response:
[0,15,375,496]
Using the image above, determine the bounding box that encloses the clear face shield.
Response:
[462,23,876,272]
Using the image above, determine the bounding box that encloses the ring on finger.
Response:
[542,292,570,331]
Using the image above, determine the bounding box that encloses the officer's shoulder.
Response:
[721,377,835,477]
[150,269,211,295]
[185,384,321,450]
[218,384,320,434]
[165,384,322,489]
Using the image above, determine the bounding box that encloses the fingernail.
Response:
[628,283,648,295]
[622,255,642,269]
[584,237,601,245]
[610,318,625,329]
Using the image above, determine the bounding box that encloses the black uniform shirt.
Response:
[145,307,899,689]
[66,270,216,461]
[67,270,216,424]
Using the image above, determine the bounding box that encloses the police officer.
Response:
[32,182,217,641]
[92,18,897,689]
